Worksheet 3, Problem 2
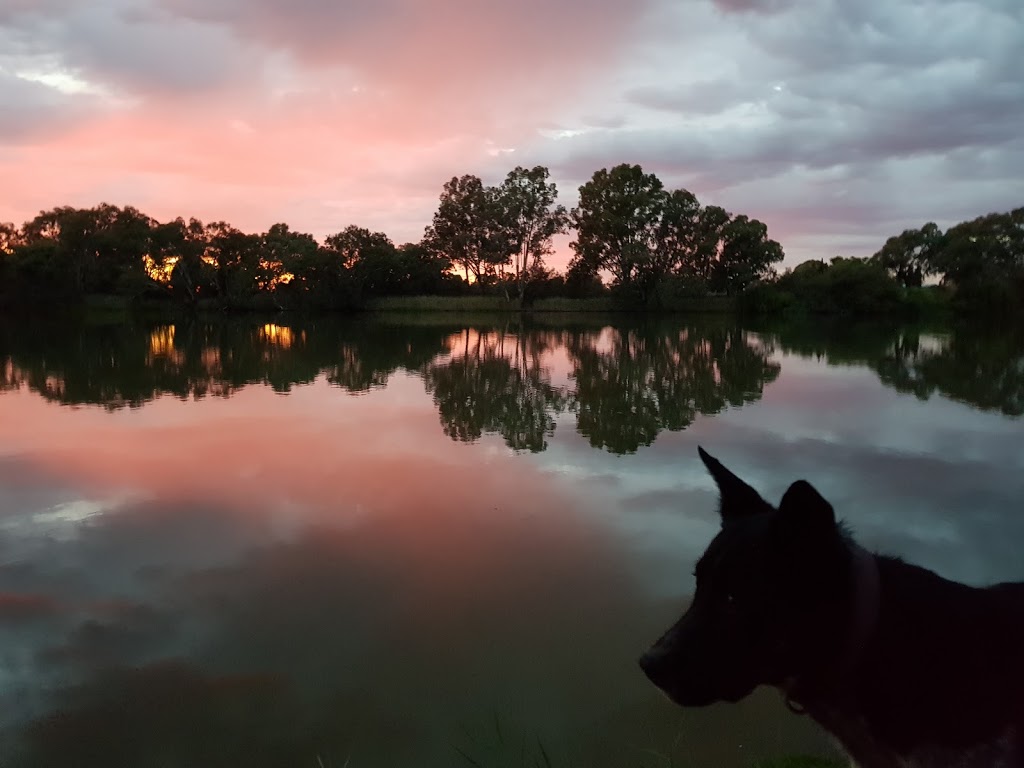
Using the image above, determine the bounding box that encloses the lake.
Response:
[0,313,1021,768]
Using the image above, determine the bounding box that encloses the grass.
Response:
[444,711,846,768]
[366,296,523,312]
[365,295,737,314]
[751,757,846,768]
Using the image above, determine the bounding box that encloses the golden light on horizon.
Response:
[260,324,294,349]
[143,255,177,284]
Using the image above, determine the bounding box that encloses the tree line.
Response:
[1,163,1018,315]
[0,163,783,310]
[743,208,1024,317]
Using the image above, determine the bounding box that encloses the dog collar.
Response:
[784,541,881,715]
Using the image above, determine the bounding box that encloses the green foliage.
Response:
[495,166,569,300]
[570,164,667,296]
[742,257,905,317]
[0,316,785,455]
[425,174,509,287]
[3,188,1017,319]
[871,222,942,288]
[756,317,1024,417]
[872,208,1024,316]
[569,164,783,304]
[566,324,779,453]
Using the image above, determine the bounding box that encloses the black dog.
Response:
[639,447,1024,768]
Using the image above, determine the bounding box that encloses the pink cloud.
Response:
[1,0,651,257]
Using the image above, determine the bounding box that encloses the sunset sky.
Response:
[1,0,1021,268]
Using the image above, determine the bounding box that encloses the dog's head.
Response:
[639,447,852,707]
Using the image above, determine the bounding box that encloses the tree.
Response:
[651,189,704,302]
[569,164,665,300]
[688,205,731,286]
[493,166,568,302]
[261,223,318,287]
[394,242,462,295]
[713,215,784,294]
[425,175,507,288]
[204,222,263,302]
[150,217,209,303]
[928,208,1024,314]
[872,222,942,288]
[0,222,22,253]
[323,226,399,299]
[772,256,904,315]
[21,206,102,295]
[92,204,155,294]
[930,209,1023,286]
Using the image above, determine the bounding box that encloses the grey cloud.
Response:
[527,0,1024,261]
[58,6,254,94]
[0,1,264,100]
[710,0,796,14]
[0,69,101,142]
[626,80,758,116]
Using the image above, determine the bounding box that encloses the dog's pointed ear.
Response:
[777,480,836,533]
[698,446,769,525]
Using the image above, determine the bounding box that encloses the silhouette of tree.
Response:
[569,164,666,302]
[424,175,508,287]
[493,166,569,302]
[871,222,943,288]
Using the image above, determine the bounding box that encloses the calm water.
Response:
[0,313,1022,768]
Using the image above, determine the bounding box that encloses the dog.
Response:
[639,447,1024,768]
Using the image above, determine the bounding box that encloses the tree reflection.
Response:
[0,316,453,408]
[768,320,1024,418]
[567,325,781,453]
[1,316,789,453]
[421,322,781,454]
[423,328,567,452]
[872,326,1024,417]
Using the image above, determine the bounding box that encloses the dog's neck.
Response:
[845,542,881,678]
[784,541,881,712]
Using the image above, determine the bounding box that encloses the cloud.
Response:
[159,0,651,97]
[0,592,57,623]
[527,0,1024,262]
[0,0,1021,264]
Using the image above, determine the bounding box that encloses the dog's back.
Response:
[815,560,1024,768]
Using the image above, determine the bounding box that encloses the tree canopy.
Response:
[1,165,1017,318]
[569,164,784,304]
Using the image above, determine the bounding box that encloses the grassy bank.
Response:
[365,295,737,313]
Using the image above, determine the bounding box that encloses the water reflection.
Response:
[567,327,780,454]
[768,320,1024,418]
[1,431,819,768]
[1,313,1022,767]
[0,316,788,454]
[424,329,568,452]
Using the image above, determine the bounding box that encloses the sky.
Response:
[1,0,1022,269]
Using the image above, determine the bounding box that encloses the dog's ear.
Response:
[698,446,769,525]
[777,480,836,534]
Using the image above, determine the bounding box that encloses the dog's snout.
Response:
[638,648,666,682]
